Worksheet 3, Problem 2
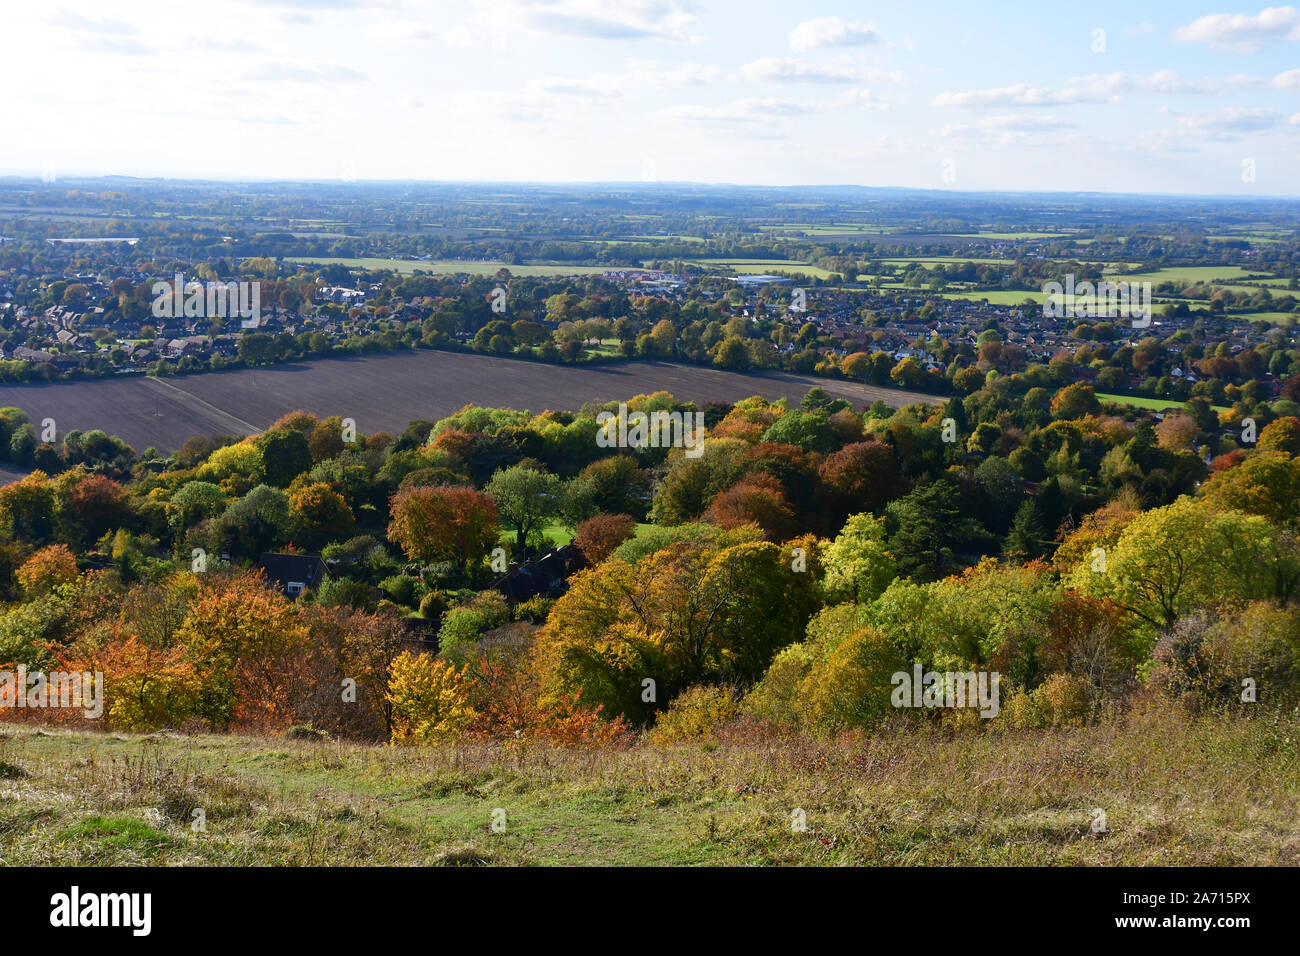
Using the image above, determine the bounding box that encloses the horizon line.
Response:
[0,172,1297,204]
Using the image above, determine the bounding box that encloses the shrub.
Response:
[437,591,511,660]
[16,544,77,597]
[573,513,636,564]
[387,651,477,743]
[800,627,906,733]
[379,574,420,608]
[418,589,449,621]
[1001,673,1093,728]
[514,594,555,624]
[650,685,740,744]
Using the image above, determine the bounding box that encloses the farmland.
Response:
[285,257,611,277]
[0,352,939,453]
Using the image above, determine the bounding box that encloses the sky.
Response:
[3,1,1300,195]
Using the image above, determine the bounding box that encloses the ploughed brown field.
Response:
[0,352,938,455]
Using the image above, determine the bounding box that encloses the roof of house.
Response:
[257,552,331,590]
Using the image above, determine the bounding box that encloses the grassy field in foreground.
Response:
[1,709,1295,865]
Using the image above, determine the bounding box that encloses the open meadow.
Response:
[2,706,1295,866]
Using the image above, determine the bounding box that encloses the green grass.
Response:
[498,521,655,551]
[1230,311,1296,324]
[1119,266,1267,285]
[2,707,1296,865]
[1095,392,1229,413]
[682,258,835,279]
[498,522,574,549]
[869,285,1046,306]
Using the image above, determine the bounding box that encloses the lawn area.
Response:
[498,521,656,551]
[1,706,1294,865]
[1095,392,1229,413]
[286,257,610,277]
[1230,311,1296,324]
[682,258,835,279]
[1119,265,1269,285]
[870,284,1046,306]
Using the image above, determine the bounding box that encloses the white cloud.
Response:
[940,114,1076,147]
[50,10,139,35]
[933,71,1221,108]
[1271,68,1300,89]
[788,17,880,52]
[932,80,1112,108]
[662,97,811,129]
[242,62,370,84]
[1172,6,1300,51]
[478,0,700,42]
[1176,106,1280,137]
[831,87,889,110]
[740,57,857,83]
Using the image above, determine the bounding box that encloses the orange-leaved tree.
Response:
[388,484,499,570]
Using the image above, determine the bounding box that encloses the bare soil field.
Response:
[0,352,940,454]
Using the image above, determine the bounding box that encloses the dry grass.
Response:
[1,706,1296,866]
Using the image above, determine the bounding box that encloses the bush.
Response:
[379,574,420,608]
[437,591,511,660]
[1154,603,1300,707]
[514,594,555,624]
[1001,673,1093,728]
[650,685,740,744]
[418,589,449,621]
[801,627,906,733]
[386,651,477,743]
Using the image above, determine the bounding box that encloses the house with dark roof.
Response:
[257,552,331,597]
[491,545,587,603]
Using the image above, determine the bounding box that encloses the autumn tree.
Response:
[1068,496,1296,632]
[1200,451,1300,526]
[388,484,499,569]
[818,440,906,527]
[703,473,797,541]
[65,474,130,546]
[289,481,354,546]
[1051,383,1101,420]
[175,570,309,730]
[255,429,313,487]
[17,544,78,596]
[573,513,637,563]
[1258,416,1300,456]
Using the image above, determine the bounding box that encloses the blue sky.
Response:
[3,1,1299,194]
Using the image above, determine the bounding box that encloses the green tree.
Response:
[822,514,897,604]
[256,429,313,488]
[485,464,564,553]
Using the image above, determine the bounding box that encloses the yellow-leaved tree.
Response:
[386,651,477,744]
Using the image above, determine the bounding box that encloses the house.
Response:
[257,552,331,597]
[491,545,587,602]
